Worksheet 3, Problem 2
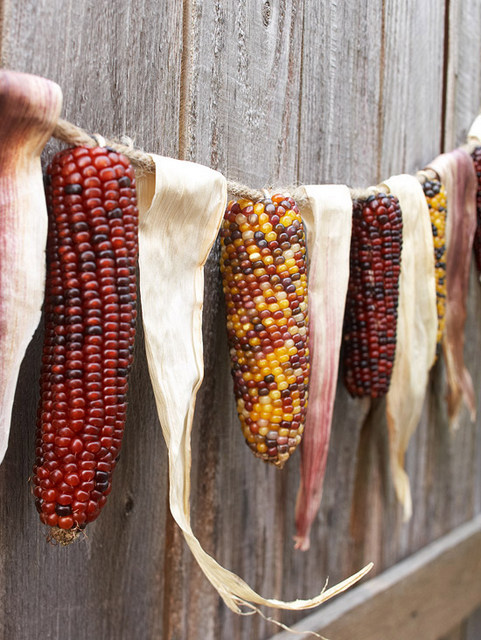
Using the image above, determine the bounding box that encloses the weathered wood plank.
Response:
[268,515,481,640]
[0,2,183,640]
[444,0,481,149]
[465,607,481,640]
[379,0,445,179]
[179,3,308,639]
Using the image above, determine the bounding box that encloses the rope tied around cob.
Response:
[33,145,138,543]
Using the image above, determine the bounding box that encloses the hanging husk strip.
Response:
[467,113,481,151]
[0,70,62,464]
[294,185,353,551]
[427,150,477,428]
[383,174,437,521]
[136,155,372,617]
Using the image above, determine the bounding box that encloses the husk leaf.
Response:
[0,70,62,464]
[467,113,481,149]
[136,156,372,616]
[383,175,437,521]
[294,185,353,551]
[427,150,477,428]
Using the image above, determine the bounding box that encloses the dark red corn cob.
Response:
[471,146,481,273]
[33,146,138,539]
[342,192,403,397]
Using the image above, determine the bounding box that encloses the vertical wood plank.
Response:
[444,0,481,148]
[0,2,183,639]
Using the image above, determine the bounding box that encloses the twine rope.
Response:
[52,117,476,204]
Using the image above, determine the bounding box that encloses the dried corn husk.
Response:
[0,70,62,464]
[383,174,437,521]
[294,185,353,551]
[467,113,481,150]
[136,156,372,616]
[427,150,477,428]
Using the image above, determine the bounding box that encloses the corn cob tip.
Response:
[47,526,81,546]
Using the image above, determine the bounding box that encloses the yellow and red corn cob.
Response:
[422,178,447,354]
[33,146,138,535]
[342,192,403,397]
[220,195,309,468]
[471,146,481,273]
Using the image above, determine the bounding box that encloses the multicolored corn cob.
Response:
[33,146,138,538]
[343,192,403,397]
[220,195,309,468]
[422,178,447,353]
[471,146,481,273]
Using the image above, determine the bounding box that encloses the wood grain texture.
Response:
[0,2,183,640]
[268,515,481,640]
[444,0,481,149]
[0,1,481,639]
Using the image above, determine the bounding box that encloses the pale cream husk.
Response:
[0,71,62,464]
[383,175,437,521]
[467,113,481,150]
[294,185,353,551]
[137,156,372,615]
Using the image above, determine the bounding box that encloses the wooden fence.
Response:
[0,1,480,639]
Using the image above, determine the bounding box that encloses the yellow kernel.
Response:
[246,245,258,254]
[270,390,281,400]
[287,375,296,384]
[250,412,259,421]
[261,223,273,233]
[284,413,294,421]
[278,381,288,391]
[272,408,283,416]
[263,317,274,328]
[277,317,287,326]
[249,252,261,261]
[258,426,269,436]
[266,352,276,361]
[279,299,289,309]
[268,303,280,312]
[253,373,263,382]
[257,443,268,453]
[259,213,269,225]
[279,428,289,437]
[263,256,274,265]
[259,396,272,405]
[249,337,261,346]
[265,231,277,242]
[271,415,282,423]
[254,202,264,215]
[272,366,283,377]
[280,215,293,227]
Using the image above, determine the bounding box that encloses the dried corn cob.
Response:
[471,146,481,273]
[421,178,447,354]
[33,146,138,539]
[220,195,309,468]
[343,192,403,397]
